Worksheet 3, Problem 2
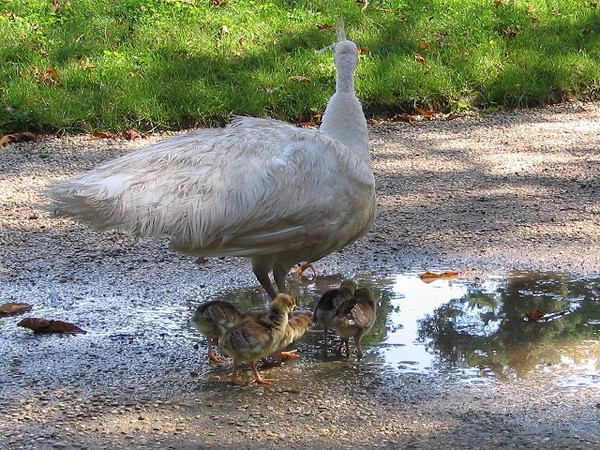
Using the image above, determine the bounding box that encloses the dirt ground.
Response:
[1,102,599,449]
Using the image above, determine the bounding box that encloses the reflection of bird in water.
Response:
[333,287,376,358]
[219,294,296,385]
[313,280,357,347]
[191,300,242,363]
[45,20,375,300]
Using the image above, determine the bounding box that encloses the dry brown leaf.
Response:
[123,128,141,140]
[51,0,62,15]
[92,130,118,139]
[524,309,567,323]
[0,132,37,146]
[289,75,310,83]
[0,302,33,316]
[17,318,87,334]
[417,40,430,51]
[414,54,426,65]
[39,67,60,85]
[358,45,368,54]
[297,121,318,128]
[391,113,418,125]
[419,270,461,283]
[316,23,333,30]
[416,107,436,117]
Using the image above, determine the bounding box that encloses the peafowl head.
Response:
[333,18,360,73]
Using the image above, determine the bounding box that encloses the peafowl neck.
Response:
[320,39,369,159]
[320,90,369,159]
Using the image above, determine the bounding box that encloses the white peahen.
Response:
[46,20,376,299]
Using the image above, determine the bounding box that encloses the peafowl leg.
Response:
[273,264,290,295]
[253,267,278,300]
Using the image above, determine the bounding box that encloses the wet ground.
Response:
[3,270,599,391]
[2,267,599,449]
[2,102,600,448]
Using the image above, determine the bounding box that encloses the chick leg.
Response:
[354,335,364,358]
[250,361,275,385]
[229,360,240,384]
[278,350,300,359]
[207,338,225,363]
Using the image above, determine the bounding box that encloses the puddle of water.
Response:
[195,271,600,387]
[2,270,599,393]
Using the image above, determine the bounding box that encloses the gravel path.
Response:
[1,102,599,449]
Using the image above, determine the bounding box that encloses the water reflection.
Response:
[212,271,600,386]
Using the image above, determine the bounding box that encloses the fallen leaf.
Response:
[209,0,227,5]
[39,67,60,85]
[358,45,368,54]
[0,132,37,146]
[51,0,62,15]
[390,113,418,125]
[92,130,118,139]
[357,0,369,12]
[415,107,436,117]
[289,75,310,83]
[524,310,567,323]
[316,23,333,30]
[219,25,229,36]
[123,128,141,140]
[297,121,318,128]
[417,40,430,51]
[414,54,426,64]
[419,270,461,283]
[17,318,87,334]
[0,302,33,316]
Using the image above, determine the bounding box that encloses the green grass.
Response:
[1,0,599,134]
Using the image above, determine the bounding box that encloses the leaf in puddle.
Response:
[0,302,33,316]
[524,309,567,323]
[419,270,461,283]
[17,318,87,334]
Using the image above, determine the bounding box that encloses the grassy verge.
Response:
[1,0,599,134]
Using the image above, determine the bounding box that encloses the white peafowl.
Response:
[45,19,375,299]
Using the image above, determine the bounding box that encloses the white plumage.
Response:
[46,20,376,299]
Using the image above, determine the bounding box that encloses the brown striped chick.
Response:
[191,300,242,363]
[219,293,296,385]
[332,287,376,358]
[313,280,356,347]
[273,312,313,360]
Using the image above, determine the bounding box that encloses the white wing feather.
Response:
[48,116,374,258]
